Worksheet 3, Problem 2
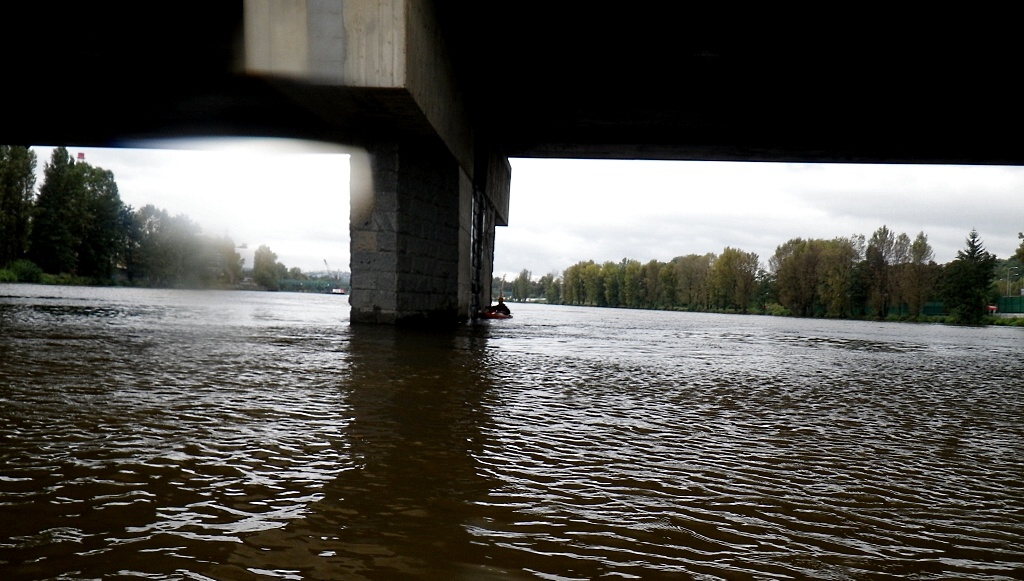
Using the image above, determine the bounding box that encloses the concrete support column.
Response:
[466,185,499,315]
[349,140,464,325]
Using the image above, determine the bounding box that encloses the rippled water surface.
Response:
[2,284,1023,580]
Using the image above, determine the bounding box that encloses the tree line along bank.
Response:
[0,146,319,291]
[499,228,1024,326]
[6,145,1020,320]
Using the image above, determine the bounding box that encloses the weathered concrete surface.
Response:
[246,0,508,323]
[349,140,459,324]
[244,0,477,188]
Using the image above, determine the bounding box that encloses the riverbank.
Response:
[0,266,345,295]
[517,298,1024,327]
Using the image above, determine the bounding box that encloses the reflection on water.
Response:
[1,284,1023,580]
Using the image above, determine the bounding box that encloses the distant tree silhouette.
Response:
[942,229,997,324]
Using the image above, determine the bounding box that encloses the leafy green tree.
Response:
[753,267,775,313]
[26,148,131,279]
[711,247,758,312]
[621,259,642,308]
[127,205,209,287]
[888,232,912,315]
[190,235,243,288]
[1015,232,1024,263]
[127,204,169,284]
[709,250,735,310]
[30,147,82,273]
[499,224,1009,322]
[640,260,662,309]
[163,208,201,285]
[942,229,997,324]
[253,244,281,290]
[735,250,760,313]
[770,238,858,317]
[581,261,604,306]
[673,253,713,311]
[74,164,128,279]
[601,261,622,307]
[512,268,532,302]
[656,260,677,308]
[816,237,860,318]
[561,263,582,305]
[865,226,895,318]
[901,231,936,317]
[0,146,37,267]
[861,226,914,318]
[771,238,819,317]
[215,237,244,286]
[541,272,561,304]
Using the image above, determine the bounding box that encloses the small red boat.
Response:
[481,294,512,319]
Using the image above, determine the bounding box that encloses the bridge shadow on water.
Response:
[212,322,526,580]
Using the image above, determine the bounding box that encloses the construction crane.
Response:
[326,259,344,280]
[324,259,346,294]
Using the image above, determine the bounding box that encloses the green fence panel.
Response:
[997,296,1024,313]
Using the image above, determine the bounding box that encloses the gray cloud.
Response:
[495,159,1023,278]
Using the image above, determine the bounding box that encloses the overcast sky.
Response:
[32,140,351,274]
[30,140,1022,278]
[501,158,1023,279]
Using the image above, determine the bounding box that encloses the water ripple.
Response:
[468,307,1024,579]
[2,291,1023,579]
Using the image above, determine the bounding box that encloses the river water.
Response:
[1,284,1022,580]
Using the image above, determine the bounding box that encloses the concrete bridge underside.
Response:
[5,2,1023,324]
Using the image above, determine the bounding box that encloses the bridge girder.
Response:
[3,2,1020,166]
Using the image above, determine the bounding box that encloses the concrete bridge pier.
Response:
[239,0,512,325]
[349,140,508,325]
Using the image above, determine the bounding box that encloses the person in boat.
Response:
[485,296,511,316]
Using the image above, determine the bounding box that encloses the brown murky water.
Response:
[2,284,1023,580]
